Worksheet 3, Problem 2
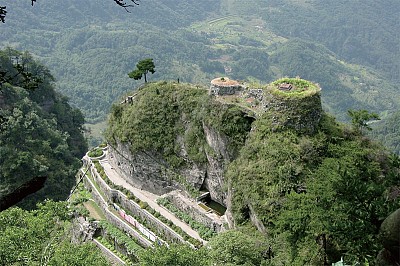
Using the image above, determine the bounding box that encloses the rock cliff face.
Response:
[108,143,175,195]
[108,122,231,206]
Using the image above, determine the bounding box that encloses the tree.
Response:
[0,6,6,23]
[128,58,155,83]
[348,109,380,132]
[138,244,209,266]
[0,201,108,265]
[207,230,268,266]
[0,48,86,209]
[48,242,109,266]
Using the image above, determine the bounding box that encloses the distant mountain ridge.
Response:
[1,0,398,124]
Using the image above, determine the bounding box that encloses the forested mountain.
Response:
[106,80,400,265]
[1,0,399,125]
[227,0,400,83]
[370,111,400,154]
[0,48,87,209]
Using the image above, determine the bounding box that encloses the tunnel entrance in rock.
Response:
[202,197,227,216]
[197,183,227,216]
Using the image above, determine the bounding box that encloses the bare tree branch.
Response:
[0,6,6,23]
[113,0,140,13]
[0,0,141,23]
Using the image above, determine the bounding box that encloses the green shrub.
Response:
[139,201,148,209]
[88,148,103,158]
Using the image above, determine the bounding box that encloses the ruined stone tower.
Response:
[262,78,322,134]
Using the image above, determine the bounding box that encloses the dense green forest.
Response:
[227,113,399,264]
[0,200,109,265]
[0,48,87,209]
[106,81,400,265]
[0,199,267,266]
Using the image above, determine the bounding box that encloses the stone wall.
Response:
[92,239,126,265]
[262,89,322,134]
[240,85,322,134]
[243,88,264,102]
[82,174,152,248]
[164,191,224,233]
[210,84,244,96]
[209,78,244,96]
[113,191,186,244]
[87,163,187,244]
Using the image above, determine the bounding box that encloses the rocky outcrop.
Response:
[0,176,47,211]
[377,208,400,265]
[107,79,324,231]
[108,121,231,207]
[108,143,175,195]
[201,123,230,205]
[70,216,98,244]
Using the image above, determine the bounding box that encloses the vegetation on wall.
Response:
[271,77,319,93]
[137,228,268,266]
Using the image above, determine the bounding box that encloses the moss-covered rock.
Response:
[377,208,400,265]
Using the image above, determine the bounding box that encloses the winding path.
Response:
[98,155,205,243]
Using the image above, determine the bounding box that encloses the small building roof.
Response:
[279,83,293,91]
[211,77,240,86]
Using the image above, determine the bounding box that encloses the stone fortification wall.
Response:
[244,88,264,102]
[240,82,322,134]
[209,77,322,134]
[262,87,322,134]
[88,163,187,244]
[164,191,224,233]
[92,239,127,265]
[209,78,244,96]
[82,173,152,248]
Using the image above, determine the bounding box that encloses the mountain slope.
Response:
[106,79,400,264]
[0,48,87,209]
[1,0,398,124]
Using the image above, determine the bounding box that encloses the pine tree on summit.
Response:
[128,58,155,83]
